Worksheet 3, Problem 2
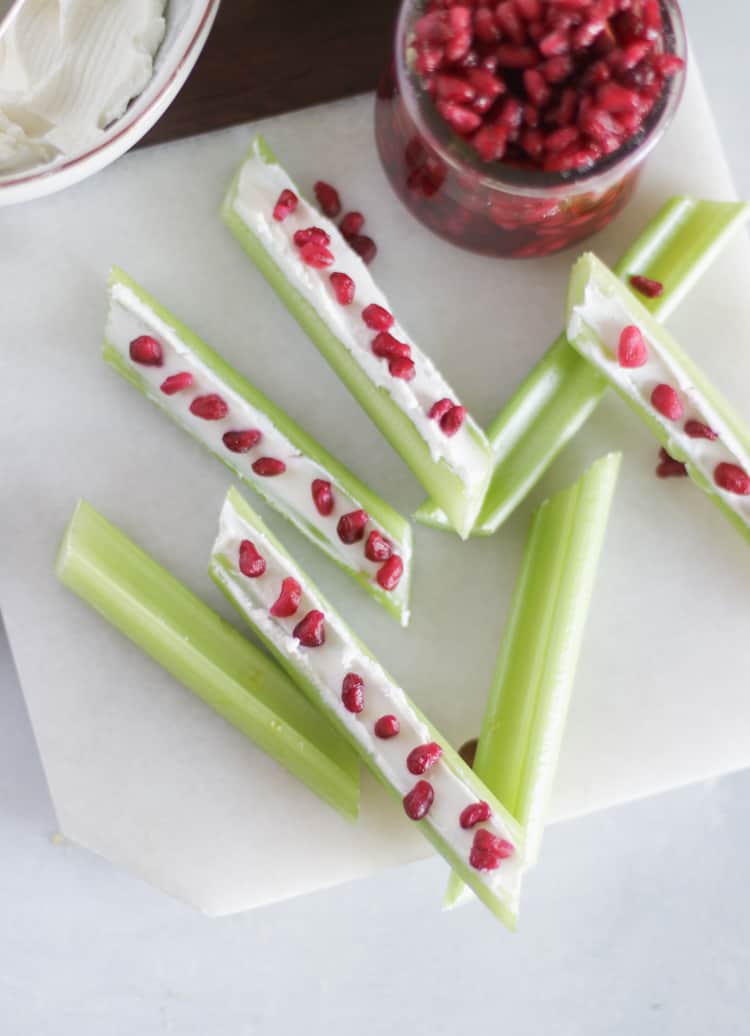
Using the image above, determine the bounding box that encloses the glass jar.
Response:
[375,0,687,259]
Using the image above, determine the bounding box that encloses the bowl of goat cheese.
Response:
[0,0,220,206]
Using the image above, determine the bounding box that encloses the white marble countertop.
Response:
[2,2,749,1032]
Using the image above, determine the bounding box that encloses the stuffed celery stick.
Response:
[211,487,526,929]
[568,254,750,545]
[104,267,412,625]
[415,198,750,534]
[221,136,494,540]
[56,500,360,820]
[445,453,620,909]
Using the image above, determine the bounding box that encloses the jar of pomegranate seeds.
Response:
[375,0,686,258]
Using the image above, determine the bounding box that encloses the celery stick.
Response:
[211,487,527,929]
[56,500,360,820]
[415,198,750,534]
[221,136,494,540]
[567,253,750,546]
[104,267,413,626]
[444,453,620,909]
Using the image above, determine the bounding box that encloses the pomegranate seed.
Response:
[389,357,416,381]
[580,106,622,148]
[329,271,355,305]
[272,189,298,222]
[617,325,648,367]
[539,29,570,57]
[651,384,683,421]
[346,234,377,265]
[469,828,514,870]
[573,17,606,49]
[523,67,550,107]
[338,212,363,239]
[499,97,524,135]
[629,274,664,298]
[160,371,193,395]
[656,454,687,479]
[428,397,453,422]
[514,0,542,20]
[445,30,472,64]
[252,457,287,476]
[337,509,368,544]
[495,2,526,44]
[403,780,434,820]
[190,394,228,420]
[293,609,326,647]
[299,241,334,269]
[654,53,685,76]
[521,128,545,158]
[474,8,499,44]
[714,463,750,496]
[372,333,411,360]
[459,801,492,830]
[239,539,266,579]
[415,11,447,44]
[545,126,580,152]
[472,124,508,161]
[313,181,341,218]
[458,738,478,767]
[341,673,365,714]
[270,577,302,618]
[416,44,445,75]
[376,555,404,592]
[496,44,538,68]
[597,82,643,112]
[374,714,400,739]
[129,335,163,366]
[294,226,331,248]
[441,405,467,437]
[684,420,718,441]
[541,55,574,82]
[223,429,262,453]
[436,100,482,135]
[435,74,476,104]
[365,530,393,563]
[406,742,442,775]
[362,304,394,331]
[466,68,504,104]
[311,478,334,516]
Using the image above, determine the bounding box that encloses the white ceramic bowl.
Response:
[0,0,221,207]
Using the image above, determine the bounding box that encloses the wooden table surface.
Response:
[141,0,401,147]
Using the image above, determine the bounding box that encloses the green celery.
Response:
[221,136,494,540]
[445,452,620,908]
[567,253,750,546]
[211,487,527,929]
[56,499,360,820]
[105,267,413,626]
[415,198,750,534]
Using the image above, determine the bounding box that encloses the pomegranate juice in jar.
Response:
[375,0,686,258]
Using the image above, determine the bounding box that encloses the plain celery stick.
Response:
[445,453,620,908]
[567,252,750,546]
[416,197,750,534]
[56,500,360,820]
[211,487,527,930]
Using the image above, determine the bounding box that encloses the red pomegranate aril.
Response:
[539,29,570,57]
[472,124,508,161]
[300,241,334,269]
[270,577,302,618]
[435,74,476,104]
[346,233,377,265]
[541,55,573,82]
[495,1,526,44]
[223,428,262,453]
[445,29,472,64]
[376,555,404,592]
[545,126,580,153]
[499,96,524,133]
[714,463,750,496]
[416,44,445,76]
[459,800,492,830]
[339,211,364,237]
[372,332,411,360]
[415,11,446,44]
[514,0,542,19]
[190,394,228,420]
[252,457,287,476]
[239,540,266,579]
[403,780,434,820]
[573,17,606,49]
[129,335,163,366]
[428,397,453,422]
[362,304,394,332]
[597,81,643,112]
[313,180,341,218]
[617,325,648,367]
[273,188,298,222]
[329,271,355,305]
[656,455,687,479]
[521,129,545,158]
[441,405,467,437]
[375,714,400,739]
[293,609,326,647]
[294,226,331,248]
[341,673,365,714]
[469,828,514,870]
[466,68,504,103]
[311,478,335,516]
[474,7,499,44]
[389,356,416,381]
[406,742,442,776]
[523,67,550,107]
[580,106,622,147]
[684,420,718,441]
[651,384,683,421]
[496,44,538,68]
[436,100,482,135]
[160,371,193,395]
[654,53,685,76]
[365,530,393,563]
[337,509,369,544]
[629,274,664,298]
